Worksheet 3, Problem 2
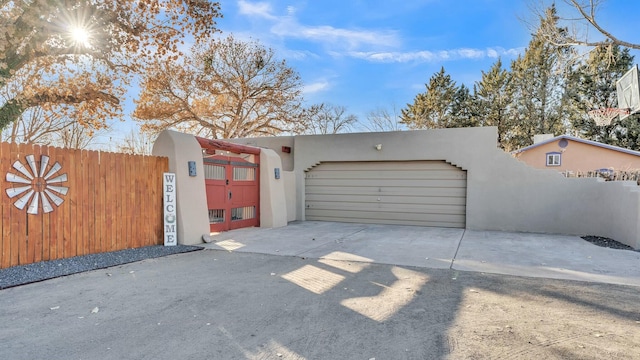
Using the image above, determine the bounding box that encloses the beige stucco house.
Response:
[513,134,640,173]
[153,127,640,249]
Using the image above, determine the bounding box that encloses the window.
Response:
[203,164,225,180]
[231,206,256,221]
[546,152,561,166]
[208,209,225,224]
[233,167,255,181]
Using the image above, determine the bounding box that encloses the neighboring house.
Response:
[512,134,640,173]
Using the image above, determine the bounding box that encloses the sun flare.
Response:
[70,26,91,47]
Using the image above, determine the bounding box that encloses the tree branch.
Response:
[567,0,640,50]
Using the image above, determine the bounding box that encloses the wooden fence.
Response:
[0,142,168,269]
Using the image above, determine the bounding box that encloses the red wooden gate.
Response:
[196,138,260,233]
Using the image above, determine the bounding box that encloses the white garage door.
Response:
[305,161,467,228]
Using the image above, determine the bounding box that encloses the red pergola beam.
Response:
[195,136,261,155]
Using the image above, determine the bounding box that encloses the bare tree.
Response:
[1,105,109,149]
[2,107,61,144]
[0,0,221,129]
[115,129,156,155]
[134,35,305,138]
[361,106,406,132]
[55,121,109,149]
[300,103,358,134]
[531,1,640,60]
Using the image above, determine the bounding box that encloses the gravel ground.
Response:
[581,235,636,251]
[0,245,202,289]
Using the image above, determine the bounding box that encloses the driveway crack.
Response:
[295,227,367,257]
[450,229,465,269]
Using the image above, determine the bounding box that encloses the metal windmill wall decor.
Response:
[5,154,69,215]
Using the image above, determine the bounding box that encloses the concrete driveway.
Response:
[2,222,639,360]
[204,221,640,287]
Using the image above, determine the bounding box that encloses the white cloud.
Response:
[503,48,523,57]
[348,51,432,62]
[348,47,523,63]
[280,49,317,60]
[237,0,276,19]
[487,47,523,58]
[457,48,485,59]
[272,21,398,49]
[234,2,522,62]
[237,1,399,50]
[487,48,499,58]
[303,80,331,94]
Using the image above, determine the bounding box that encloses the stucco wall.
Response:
[233,127,640,249]
[232,136,296,171]
[153,130,291,243]
[515,139,640,171]
[282,171,297,222]
[152,130,210,245]
[259,149,288,228]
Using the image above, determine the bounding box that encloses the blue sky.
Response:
[217,0,529,122]
[113,0,640,139]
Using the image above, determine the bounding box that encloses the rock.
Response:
[91,307,99,314]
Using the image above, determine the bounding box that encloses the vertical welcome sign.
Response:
[163,173,177,246]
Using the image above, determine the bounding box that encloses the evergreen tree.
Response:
[565,42,637,148]
[400,67,457,129]
[449,84,479,128]
[475,58,513,149]
[613,119,640,151]
[508,5,569,150]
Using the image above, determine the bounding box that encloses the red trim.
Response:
[195,136,261,155]
[197,137,261,232]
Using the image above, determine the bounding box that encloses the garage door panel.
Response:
[307,201,466,214]
[306,186,466,198]
[305,161,467,228]
[306,209,465,225]
[306,178,467,188]
[306,169,466,180]
[305,194,467,206]
[314,161,460,171]
[306,216,464,228]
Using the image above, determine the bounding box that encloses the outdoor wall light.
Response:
[375,144,382,151]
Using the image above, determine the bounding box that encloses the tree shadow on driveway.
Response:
[0,249,638,360]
